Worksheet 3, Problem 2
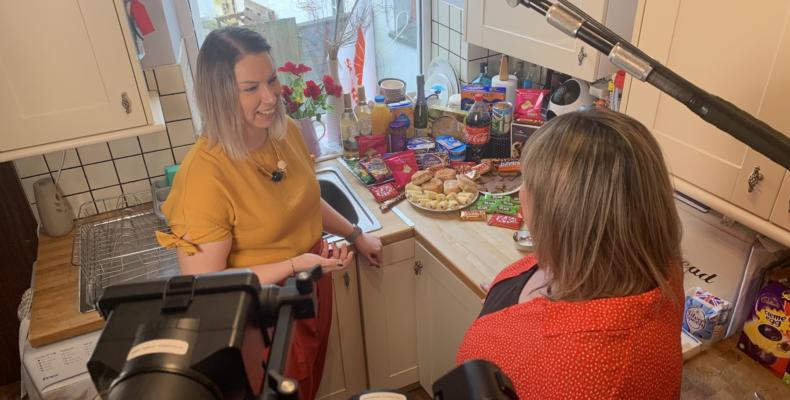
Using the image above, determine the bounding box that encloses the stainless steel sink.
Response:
[316,166,381,243]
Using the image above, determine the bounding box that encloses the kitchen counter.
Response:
[27,159,790,398]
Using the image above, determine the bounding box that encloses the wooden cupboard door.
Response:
[770,172,790,231]
[357,240,419,389]
[625,0,790,200]
[317,261,367,400]
[729,150,784,219]
[465,0,638,81]
[415,243,482,395]
[0,0,146,151]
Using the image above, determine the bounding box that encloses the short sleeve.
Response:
[160,154,233,246]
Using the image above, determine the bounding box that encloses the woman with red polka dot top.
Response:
[457,109,684,399]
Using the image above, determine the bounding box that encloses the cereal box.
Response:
[737,281,790,381]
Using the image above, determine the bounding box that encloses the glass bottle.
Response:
[413,74,429,137]
[354,86,373,136]
[371,95,391,136]
[340,93,359,156]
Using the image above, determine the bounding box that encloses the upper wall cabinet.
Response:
[465,0,640,81]
[0,0,161,161]
[625,0,790,220]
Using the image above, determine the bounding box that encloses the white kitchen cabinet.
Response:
[770,172,790,231]
[464,0,639,81]
[357,239,419,390]
[0,0,161,161]
[415,242,482,394]
[317,262,367,400]
[625,0,790,217]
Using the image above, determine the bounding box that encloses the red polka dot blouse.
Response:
[457,256,683,399]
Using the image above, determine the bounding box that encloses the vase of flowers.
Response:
[278,61,343,157]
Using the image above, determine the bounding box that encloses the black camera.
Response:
[87,268,517,399]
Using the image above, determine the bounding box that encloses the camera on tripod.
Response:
[87,268,517,399]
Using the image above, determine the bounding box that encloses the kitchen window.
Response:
[191,0,427,155]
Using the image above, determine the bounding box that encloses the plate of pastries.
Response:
[462,159,522,196]
[405,168,479,212]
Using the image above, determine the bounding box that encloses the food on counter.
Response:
[369,182,400,203]
[471,161,493,176]
[443,179,461,195]
[479,173,521,194]
[488,213,523,230]
[359,156,392,183]
[460,84,506,111]
[450,161,476,174]
[514,88,549,124]
[406,137,436,153]
[457,175,479,193]
[460,209,487,221]
[415,151,449,170]
[421,178,443,193]
[385,150,419,189]
[350,159,376,185]
[435,168,457,181]
[411,170,433,185]
[357,135,387,158]
[379,192,406,211]
[498,160,520,173]
[456,192,475,205]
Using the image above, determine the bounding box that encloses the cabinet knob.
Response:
[121,92,132,114]
[414,260,423,276]
[747,166,764,193]
[578,46,587,66]
[343,271,350,288]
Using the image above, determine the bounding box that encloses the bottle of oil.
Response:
[340,93,359,156]
[354,86,372,136]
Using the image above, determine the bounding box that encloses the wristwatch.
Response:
[345,225,363,244]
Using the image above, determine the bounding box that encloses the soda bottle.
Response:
[464,93,491,163]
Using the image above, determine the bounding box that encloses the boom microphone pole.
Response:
[506,0,790,170]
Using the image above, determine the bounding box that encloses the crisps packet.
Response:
[384,150,419,189]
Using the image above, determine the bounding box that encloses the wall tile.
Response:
[144,69,158,92]
[56,168,89,196]
[109,136,142,158]
[173,145,192,164]
[449,30,462,56]
[438,47,449,61]
[144,150,175,178]
[139,130,171,152]
[13,156,49,178]
[449,53,462,81]
[464,60,482,83]
[432,43,440,60]
[160,93,191,122]
[66,192,94,218]
[121,179,153,201]
[115,155,148,183]
[21,175,49,204]
[77,142,112,164]
[45,149,80,171]
[460,62,469,84]
[467,43,488,60]
[167,119,196,146]
[154,65,185,95]
[438,25,449,49]
[84,161,119,189]
[432,0,438,21]
[432,21,439,43]
[449,5,462,32]
[92,186,124,212]
[437,0,450,26]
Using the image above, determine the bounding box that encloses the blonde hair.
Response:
[195,27,287,160]
[521,109,682,301]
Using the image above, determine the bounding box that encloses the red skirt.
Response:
[280,241,333,400]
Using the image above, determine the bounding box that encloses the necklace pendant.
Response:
[271,169,284,182]
[277,160,287,171]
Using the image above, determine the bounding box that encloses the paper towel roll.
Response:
[492,74,518,105]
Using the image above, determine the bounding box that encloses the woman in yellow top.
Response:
[157,27,382,399]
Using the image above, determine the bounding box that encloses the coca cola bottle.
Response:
[464,93,491,163]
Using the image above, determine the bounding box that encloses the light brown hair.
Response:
[521,109,682,301]
[195,27,286,160]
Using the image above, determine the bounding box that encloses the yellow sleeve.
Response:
[159,153,233,249]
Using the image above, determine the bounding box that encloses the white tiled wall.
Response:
[430,0,500,84]
[13,57,198,223]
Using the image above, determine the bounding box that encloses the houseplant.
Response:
[279,61,342,157]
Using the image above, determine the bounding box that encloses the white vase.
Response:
[295,116,326,158]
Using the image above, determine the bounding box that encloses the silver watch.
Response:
[345,225,362,243]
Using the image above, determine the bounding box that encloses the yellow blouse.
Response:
[158,118,322,268]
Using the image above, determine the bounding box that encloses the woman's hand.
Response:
[354,232,382,266]
[297,240,354,274]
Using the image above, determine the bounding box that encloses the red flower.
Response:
[281,85,293,98]
[325,83,342,97]
[303,80,322,100]
[277,61,298,74]
[286,100,298,114]
[322,74,335,87]
[296,63,312,74]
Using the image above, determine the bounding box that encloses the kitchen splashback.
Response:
[13,57,198,224]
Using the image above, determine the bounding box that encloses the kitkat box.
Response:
[737,280,790,385]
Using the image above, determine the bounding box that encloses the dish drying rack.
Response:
[72,192,180,312]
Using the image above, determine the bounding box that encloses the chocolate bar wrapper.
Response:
[369,182,401,203]
[415,151,449,170]
[487,213,523,230]
[460,209,487,221]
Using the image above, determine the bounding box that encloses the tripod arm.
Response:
[508,0,790,170]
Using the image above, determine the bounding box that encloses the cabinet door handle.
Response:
[747,166,764,193]
[343,271,350,289]
[120,92,132,114]
[578,46,587,66]
[414,261,423,275]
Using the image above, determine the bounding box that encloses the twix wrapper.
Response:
[460,209,487,221]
